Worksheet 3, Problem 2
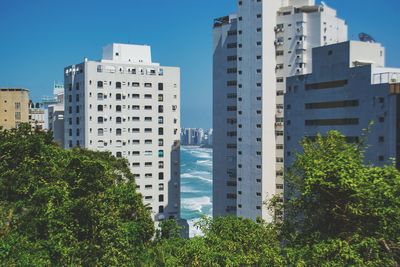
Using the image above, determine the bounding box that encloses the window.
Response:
[227,80,237,87]
[97,117,103,123]
[379,117,385,123]
[227,55,237,61]
[145,128,152,133]
[158,139,164,146]
[159,195,164,202]
[305,80,348,90]
[307,99,358,110]
[158,128,164,135]
[116,128,122,135]
[144,105,152,110]
[98,128,104,136]
[305,118,359,126]
[159,183,164,191]
[97,93,103,100]
[158,105,164,113]
[132,82,140,87]
[158,94,163,101]
[116,93,122,100]
[158,150,164,158]
[158,83,163,90]
[116,82,121,89]
[144,83,152,88]
[158,116,164,124]
[97,105,103,111]
[116,105,122,112]
[116,117,122,124]
[227,43,237,49]
[97,81,103,88]
[159,206,164,213]
[159,172,164,180]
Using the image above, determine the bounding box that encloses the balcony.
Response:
[295,56,307,64]
[274,40,284,46]
[274,26,284,33]
[296,41,306,51]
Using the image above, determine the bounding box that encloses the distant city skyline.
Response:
[0,0,399,129]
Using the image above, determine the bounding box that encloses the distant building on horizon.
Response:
[0,88,30,129]
[285,41,400,172]
[29,101,46,130]
[48,84,65,146]
[64,43,182,223]
[213,0,347,220]
[181,128,213,146]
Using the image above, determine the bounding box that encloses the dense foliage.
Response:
[0,126,399,266]
[0,124,154,266]
[283,131,400,266]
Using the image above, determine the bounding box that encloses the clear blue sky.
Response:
[0,0,399,128]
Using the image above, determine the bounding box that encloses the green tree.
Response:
[283,131,400,266]
[146,216,284,267]
[0,124,154,266]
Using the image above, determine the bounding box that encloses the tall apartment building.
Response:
[64,43,181,222]
[213,0,347,220]
[213,15,239,216]
[285,41,400,170]
[0,88,29,129]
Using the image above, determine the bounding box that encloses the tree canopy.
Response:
[0,124,154,266]
[0,126,398,266]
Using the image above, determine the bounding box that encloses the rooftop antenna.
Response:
[358,32,376,43]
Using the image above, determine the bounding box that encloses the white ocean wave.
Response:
[181,185,201,193]
[183,147,212,159]
[181,171,212,183]
[182,196,212,213]
[196,159,212,167]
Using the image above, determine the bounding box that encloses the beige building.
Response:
[0,88,30,129]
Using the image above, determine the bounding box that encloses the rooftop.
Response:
[0,88,29,92]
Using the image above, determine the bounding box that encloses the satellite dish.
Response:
[359,32,376,43]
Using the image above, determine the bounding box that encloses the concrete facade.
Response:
[285,41,400,172]
[213,0,347,220]
[0,88,29,129]
[213,14,239,217]
[64,43,181,222]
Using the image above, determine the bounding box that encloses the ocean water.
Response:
[180,146,212,237]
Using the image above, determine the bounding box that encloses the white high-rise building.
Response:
[64,43,181,222]
[213,0,347,220]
